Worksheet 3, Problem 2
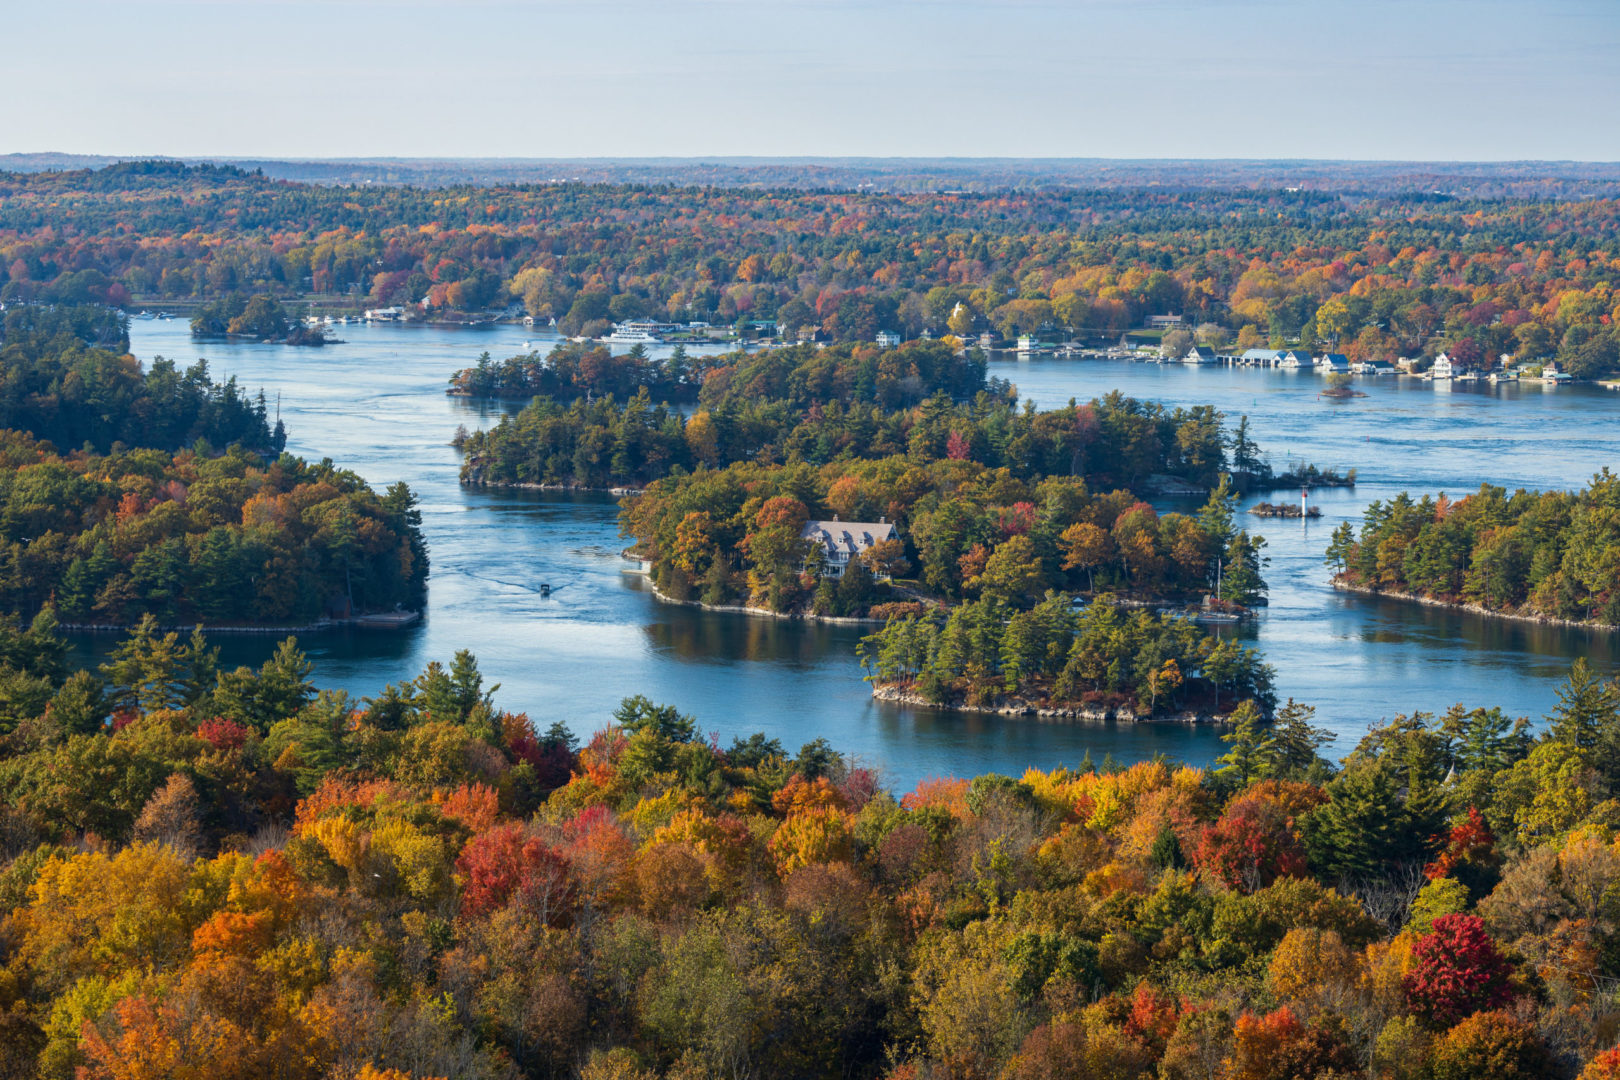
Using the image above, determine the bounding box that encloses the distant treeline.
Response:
[1329,472,1620,626]
[4,163,1620,371]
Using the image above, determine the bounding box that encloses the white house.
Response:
[1276,349,1312,369]
[1182,345,1217,364]
[1017,334,1039,353]
[1431,353,1454,379]
[1315,353,1350,372]
[1352,359,1396,375]
[875,330,903,348]
[802,519,898,579]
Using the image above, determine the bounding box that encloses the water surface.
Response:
[96,323,1618,787]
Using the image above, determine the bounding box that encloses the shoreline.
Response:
[869,682,1231,724]
[1331,578,1618,632]
[60,611,422,635]
[638,575,889,626]
[461,477,645,497]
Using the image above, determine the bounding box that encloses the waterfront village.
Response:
[337,305,1586,386]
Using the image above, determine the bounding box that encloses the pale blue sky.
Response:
[7,0,1619,160]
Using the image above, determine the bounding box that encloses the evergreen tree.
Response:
[1264,698,1336,780]
[1547,657,1618,753]
[1213,700,1273,787]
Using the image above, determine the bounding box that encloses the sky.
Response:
[6,0,1620,161]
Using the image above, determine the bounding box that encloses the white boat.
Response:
[1454,371,1481,382]
[600,327,661,345]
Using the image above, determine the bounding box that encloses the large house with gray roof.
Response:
[801,518,898,579]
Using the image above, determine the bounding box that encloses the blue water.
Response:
[89,323,1619,789]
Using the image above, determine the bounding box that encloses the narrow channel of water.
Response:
[76,323,1617,789]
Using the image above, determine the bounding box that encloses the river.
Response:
[92,322,1619,789]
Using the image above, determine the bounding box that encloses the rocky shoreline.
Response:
[60,610,422,635]
[637,576,888,626]
[869,682,1231,723]
[461,476,645,497]
[1331,578,1618,632]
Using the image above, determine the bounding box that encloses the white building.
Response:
[1276,349,1312,369]
[1431,353,1454,379]
[875,330,903,348]
[801,518,898,579]
[1315,353,1350,372]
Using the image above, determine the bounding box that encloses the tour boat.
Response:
[601,327,661,345]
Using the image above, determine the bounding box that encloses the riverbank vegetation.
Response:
[1,304,284,454]
[1,624,1620,1078]
[1327,471,1620,627]
[621,457,1266,619]
[0,432,428,625]
[6,161,1620,374]
[859,593,1274,717]
[0,304,426,626]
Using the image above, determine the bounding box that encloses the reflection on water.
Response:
[74,322,1620,787]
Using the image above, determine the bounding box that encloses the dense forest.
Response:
[4,162,1620,372]
[0,433,428,625]
[2,619,1620,1078]
[0,305,282,454]
[458,339,1299,498]
[619,457,1267,619]
[1327,472,1620,627]
[0,305,426,625]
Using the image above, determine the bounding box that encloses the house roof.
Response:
[1318,353,1349,363]
[800,520,896,559]
[1186,346,1216,358]
[1240,348,1283,360]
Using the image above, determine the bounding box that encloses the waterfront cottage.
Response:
[1240,348,1284,366]
[1431,352,1454,379]
[1182,345,1217,364]
[801,518,898,579]
[1277,349,1312,368]
[1315,352,1349,372]
[1351,358,1396,374]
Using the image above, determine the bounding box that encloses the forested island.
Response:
[1327,473,1620,629]
[2,161,1620,375]
[190,294,328,346]
[0,305,427,627]
[860,593,1273,719]
[0,613,1616,1078]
